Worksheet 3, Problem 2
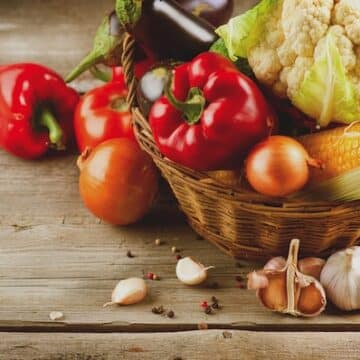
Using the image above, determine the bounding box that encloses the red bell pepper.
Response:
[0,63,79,159]
[149,52,273,171]
[74,80,135,153]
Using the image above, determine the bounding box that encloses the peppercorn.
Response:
[176,254,182,261]
[146,272,155,280]
[205,306,212,314]
[152,305,165,314]
[235,275,244,282]
[167,310,175,318]
[126,250,135,258]
[211,296,218,304]
[200,301,208,309]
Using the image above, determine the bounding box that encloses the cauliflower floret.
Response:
[282,0,333,57]
[277,39,297,67]
[284,57,314,98]
[353,46,360,77]
[314,25,356,70]
[248,44,283,86]
[333,0,360,45]
[264,2,285,48]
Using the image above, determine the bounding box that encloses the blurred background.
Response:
[0,0,255,75]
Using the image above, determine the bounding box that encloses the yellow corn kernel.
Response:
[298,123,360,184]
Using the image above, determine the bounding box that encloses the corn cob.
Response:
[298,123,360,184]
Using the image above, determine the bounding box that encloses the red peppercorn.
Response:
[176,254,182,261]
[147,272,155,280]
[236,283,246,289]
[200,301,208,309]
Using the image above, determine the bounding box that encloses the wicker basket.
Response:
[122,34,360,261]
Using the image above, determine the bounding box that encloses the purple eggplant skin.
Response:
[177,0,234,27]
[112,0,218,62]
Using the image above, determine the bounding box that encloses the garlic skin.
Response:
[320,247,360,311]
[247,239,327,317]
[104,278,147,306]
[176,257,214,285]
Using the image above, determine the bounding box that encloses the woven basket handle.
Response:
[122,32,137,107]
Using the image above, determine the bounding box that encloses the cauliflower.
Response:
[216,0,360,127]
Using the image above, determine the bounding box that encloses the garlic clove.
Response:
[320,247,360,311]
[264,256,286,271]
[49,311,64,321]
[247,270,269,290]
[104,277,147,306]
[248,239,327,317]
[258,272,288,312]
[296,279,327,316]
[298,257,325,280]
[176,257,214,285]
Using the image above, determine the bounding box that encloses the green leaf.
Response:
[115,0,142,28]
[210,39,255,78]
[215,0,280,60]
[292,32,360,127]
[294,166,360,202]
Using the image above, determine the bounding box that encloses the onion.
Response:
[245,136,322,197]
[77,138,158,225]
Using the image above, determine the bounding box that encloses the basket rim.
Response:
[132,107,360,213]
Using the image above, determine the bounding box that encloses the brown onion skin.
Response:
[78,139,158,225]
[245,136,312,197]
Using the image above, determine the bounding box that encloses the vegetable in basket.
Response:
[0,63,79,159]
[298,123,360,184]
[149,52,274,171]
[67,0,224,82]
[245,136,322,197]
[177,0,234,28]
[115,0,218,61]
[136,62,177,117]
[216,0,360,128]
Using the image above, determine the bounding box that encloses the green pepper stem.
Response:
[38,109,64,149]
[165,80,205,125]
[66,51,103,83]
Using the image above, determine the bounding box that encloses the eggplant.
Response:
[177,0,234,27]
[111,0,218,61]
[67,0,219,82]
[136,62,179,117]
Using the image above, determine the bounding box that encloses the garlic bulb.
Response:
[104,278,147,306]
[247,239,327,317]
[176,257,214,285]
[320,247,360,311]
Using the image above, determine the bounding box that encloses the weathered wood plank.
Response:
[1,0,360,335]
[1,139,360,332]
[2,331,360,360]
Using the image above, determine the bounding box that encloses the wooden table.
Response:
[1,1,360,359]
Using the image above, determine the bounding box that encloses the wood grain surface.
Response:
[1,0,360,359]
[2,330,360,360]
[1,152,360,333]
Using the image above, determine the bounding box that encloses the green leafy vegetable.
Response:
[210,39,254,78]
[292,32,360,128]
[215,0,279,60]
